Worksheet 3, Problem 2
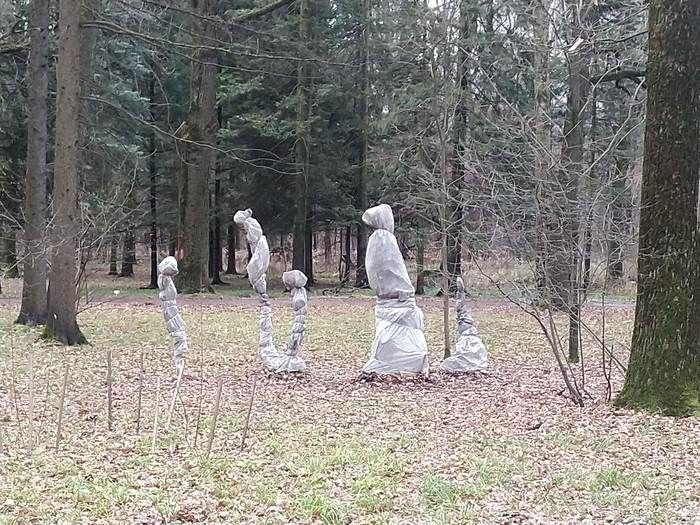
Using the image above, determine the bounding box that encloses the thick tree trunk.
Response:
[225,223,237,274]
[176,0,218,293]
[293,0,313,284]
[119,229,135,277]
[616,0,700,415]
[354,0,369,288]
[44,0,86,344]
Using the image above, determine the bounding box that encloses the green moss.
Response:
[615,382,700,417]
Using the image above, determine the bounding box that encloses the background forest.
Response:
[0,0,698,522]
[0,0,647,297]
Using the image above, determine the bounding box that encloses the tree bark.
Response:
[44,0,87,344]
[146,77,158,289]
[616,0,700,415]
[561,4,595,362]
[292,0,313,284]
[446,0,475,286]
[225,223,238,274]
[210,175,224,284]
[176,0,218,293]
[108,234,118,275]
[354,0,369,288]
[119,229,135,277]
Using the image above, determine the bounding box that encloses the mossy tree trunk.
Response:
[616,0,700,415]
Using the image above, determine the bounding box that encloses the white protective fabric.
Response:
[440,277,488,372]
[361,204,429,375]
[157,256,188,371]
[274,270,308,372]
[234,209,282,369]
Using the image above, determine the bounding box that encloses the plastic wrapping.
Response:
[361,204,429,375]
[440,277,488,372]
[234,209,281,369]
[157,256,188,371]
[274,270,308,372]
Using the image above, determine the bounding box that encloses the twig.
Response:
[106,350,113,431]
[166,361,185,430]
[28,349,35,455]
[205,377,224,459]
[55,365,70,448]
[240,376,257,452]
[193,341,205,447]
[136,350,144,433]
[9,343,24,447]
[151,377,161,453]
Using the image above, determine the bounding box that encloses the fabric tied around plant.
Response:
[440,277,488,373]
[157,256,188,371]
[361,204,429,376]
[362,297,429,375]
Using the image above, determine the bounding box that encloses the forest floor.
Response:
[0,275,697,525]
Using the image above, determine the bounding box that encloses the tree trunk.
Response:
[446,0,475,286]
[616,0,700,415]
[323,226,332,265]
[607,108,633,281]
[293,0,313,284]
[354,0,369,288]
[176,0,218,293]
[108,235,118,275]
[561,6,594,362]
[146,77,158,289]
[531,0,553,303]
[119,229,135,277]
[415,229,425,295]
[210,173,224,285]
[341,225,351,282]
[168,232,176,256]
[225,223,237,274]
[44,0,87,345]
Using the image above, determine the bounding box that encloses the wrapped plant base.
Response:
[441,277,488,373]
[234,209,282,370]
[360,204,429,376]
[157,256,188,373]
